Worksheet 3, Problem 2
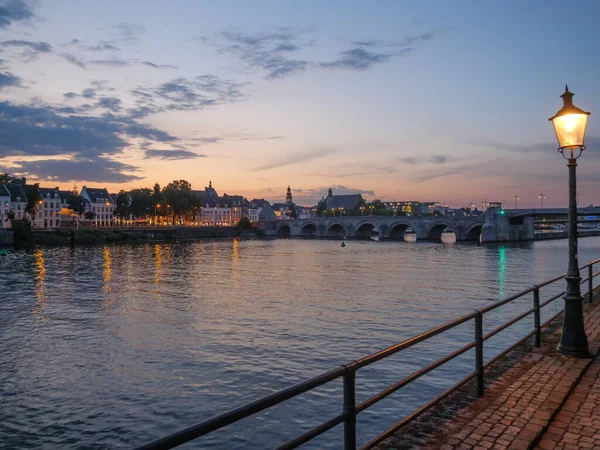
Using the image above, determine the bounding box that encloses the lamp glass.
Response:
[551,113,588,149]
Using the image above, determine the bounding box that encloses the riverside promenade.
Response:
[376,290,600,450]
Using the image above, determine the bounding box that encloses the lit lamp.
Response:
[549,85,591,357]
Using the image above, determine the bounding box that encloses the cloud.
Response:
[0,100,175,159]
[0,0,34,28]
[90,58,131,68]
[144,149,206,160]
[430,155,450,164]
[1,39,52,53]
[63,92,78,99]
[141,61,177,69]
[320,48,391,70]
[130,75,248,116]
[111,22,145,45]
[401,157,420,165]
[96,97,122,112]
[60,53,86,68]
[82,88,96,98]
[0,71,22,89]
[9,156,144,183]
[202,28,310,79]
[255,148,336,171]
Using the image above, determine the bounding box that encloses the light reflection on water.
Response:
[1,237,599,449]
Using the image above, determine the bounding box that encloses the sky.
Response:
[1,0,600,208]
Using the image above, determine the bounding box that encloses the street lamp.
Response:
[360,206,365,216]
[513,195,520,209]
[369,205,374,216]
[339,207,344,216]
[549,85,591,357]
[538,193,547,209]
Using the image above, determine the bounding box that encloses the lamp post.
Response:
[369,205,374,216]
[513,195,520,209]
[360,206,365,216]
[538,193,547,209]
[549,85,591,357]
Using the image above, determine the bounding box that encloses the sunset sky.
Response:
[0,0,599,207]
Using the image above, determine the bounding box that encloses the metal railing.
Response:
[136,258,600,450]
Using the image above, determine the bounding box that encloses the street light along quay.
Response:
[549,85,591,357]
[538,193,547,209]
[513,195,520,209]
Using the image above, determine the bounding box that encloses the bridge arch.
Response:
[426,221,455,241]
[326,222,347,238]
[277,223,291,237]
[388,220,413,240]
[465,223,483,242]
[355,220,378,239]
[300,222,318,238]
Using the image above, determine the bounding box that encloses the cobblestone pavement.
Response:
[377,292,600,450]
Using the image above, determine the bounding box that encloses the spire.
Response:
[286,184,293,204]
[209,180,212,188]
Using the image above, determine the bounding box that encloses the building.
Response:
[0,184,10,229]
[80,186,115,227]
[248,199,276,222]
[35,186,63,228]
[383,201,438,216]
[286,185,293,205]
[5,183,27,225]
[201,206,232,226]
[323,188,363,213]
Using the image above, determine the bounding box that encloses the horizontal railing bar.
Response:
[134,366,347,450]
[275,414,345,450]
[535,273,567,289]
[355,313,477,369]
[478,287,537,314]
[482,308,535,342]
[579,258,600,269]
[540,291,565,308]
[593,271,600,278]
[359,372,477,450]
[356,341,476,414]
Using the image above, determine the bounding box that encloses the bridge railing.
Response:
[135,258,600,450]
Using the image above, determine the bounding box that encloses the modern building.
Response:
[80,186,115,227]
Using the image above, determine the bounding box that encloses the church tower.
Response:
[286,185,293,204]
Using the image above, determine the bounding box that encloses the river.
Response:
[1,237,599,449]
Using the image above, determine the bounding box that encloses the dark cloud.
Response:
[60,53,86,68]
[202,29,310,79]
[10,156,144,183]
[81,88,96,98]
[145,149,206,160]
[141,61,177,69]
[0,0,34,28]
[130,75,248,116]
[90,59,131,68]
[401,157,420,165]
[1,40,52,53]
[255,148,336,171]
[320,48,391,70]
[63,92,79,99]
[0,71,22,89]
[96,96,122,112]
[83,42,120,52]
[111,22,145,45]
[0,100,175,159]
[430,155,450,164]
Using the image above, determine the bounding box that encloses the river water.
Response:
[1,237,599,449]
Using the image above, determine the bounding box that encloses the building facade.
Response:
[80,186,115,227]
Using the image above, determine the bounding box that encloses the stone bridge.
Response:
[273,215,485,241]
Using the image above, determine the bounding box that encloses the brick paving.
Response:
[376,291,600,450]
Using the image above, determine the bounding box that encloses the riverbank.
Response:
[2,225,263,247]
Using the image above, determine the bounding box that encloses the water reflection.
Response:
[154,244,163,285]
[32,248,47,321]
[102,246,115,310]
[498,246,507,297]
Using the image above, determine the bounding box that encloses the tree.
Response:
[129,188,153,218]
[288,203,298,219]
[68,193,86,217]
[237,216,253,231]
[4,210,15,223]
[152,183,162,205]
[25,185,41,223]
[162,180,194,223]
[0,173,13,184]
[114,190,129,220]
[316,199,327,217]
[84,211,96,220]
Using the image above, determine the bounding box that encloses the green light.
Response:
[500,210,505,215]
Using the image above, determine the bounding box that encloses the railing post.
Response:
[474,311,484,398]
[534,286,541,348]
[589,264,594,304]
[343,366,357,450]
